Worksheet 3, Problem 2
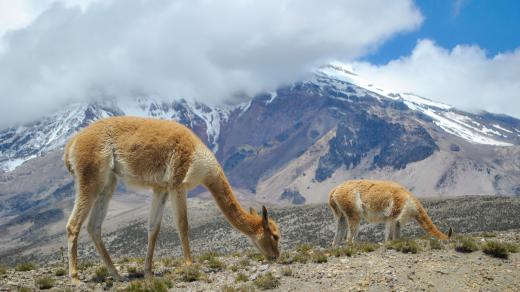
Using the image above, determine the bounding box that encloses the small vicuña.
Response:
[328,179,452,246]
[63,116,280,283]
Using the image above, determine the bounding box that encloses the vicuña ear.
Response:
[448,227,453,239]
[249,207,257,215]
[262,205,269,229]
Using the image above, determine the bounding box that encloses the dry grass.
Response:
[387,239,420,254]
[253,272,280,290]
[455,237,479,253]
[124,278,173,292]
[482,241,510,259]
[35,276,54,290]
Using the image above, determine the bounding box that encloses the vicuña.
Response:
[63,116,280,283]
[328,179,452,246]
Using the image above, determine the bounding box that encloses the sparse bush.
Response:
[253,272,280,290]
[124,278,172,292]
[207,257,225,271]
[35,276,54,289]
[276,252,293,265]
[78,260,95,270]
[54,268,66,276]
[282,267,293,276]
[91,266,109,282]
[15,262,36,271]
[482,241,509,259]
[295,244,312,254]
[178,264,201,282]
[292,252,310,263]
[504,242,519,253]
[481,232,496,238]
[199,251,220,262]
[455,237,479,253]
[161,257,182,267]
[235,272,248,282]
[387,239,420,254]
[311,251,328,263]
[247,252,265,262]
[429,238,443,250]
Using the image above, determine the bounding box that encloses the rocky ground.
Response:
[1,230,519,291]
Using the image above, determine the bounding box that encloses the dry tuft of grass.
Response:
[503,242,519,253]
[455,237,479,253]
[78,260,95,270]
[387,239,420,254]
[246,251,265,262]
[482,241,510,259]
[35,276,54,290]
[480,232,497,238]
[15,262,36,272]
[311,251,328,264]
[54,268,66,276]
[235,272,248,283]
[91,266,109,283]
[276,252,293,265]
[282,267,293,277]
[207,257,226,271]
[221,284,256,292]
[161,257,182,268]
[253,272,280,290]
[123,278,173,292]
[177,264,202,282]
[429,238,444,250]
[0,266,7,275]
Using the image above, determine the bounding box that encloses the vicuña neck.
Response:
[204,169,261,235]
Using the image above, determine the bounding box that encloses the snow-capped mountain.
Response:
[1,62,520,199]
[0,98,238,172]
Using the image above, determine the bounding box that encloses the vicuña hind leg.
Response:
[67,192,95,283]
[385,221,395,242]
[170,188,192,265]
[144,188,168,277]
[392,221,401,240]
[346,217,360,244]
[86,174,121,280]
[332,215,347,247]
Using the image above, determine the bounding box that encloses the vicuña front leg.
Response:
[171,188,192,265]
[144,189,168,278]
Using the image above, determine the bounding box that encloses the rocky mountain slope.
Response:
[1,196,520,291]
[2,63,520,263]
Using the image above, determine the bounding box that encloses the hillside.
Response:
[1,196,519,291]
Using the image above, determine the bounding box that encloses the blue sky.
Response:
[367,0,520,64]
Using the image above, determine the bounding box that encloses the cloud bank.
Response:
[0,0,422,127]
[352,39,520,117]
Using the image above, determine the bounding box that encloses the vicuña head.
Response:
[248,206,281,260]
[63,116,280,284]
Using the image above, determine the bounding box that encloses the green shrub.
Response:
[311,251,328,264]
[91,266,109,282]
[455,237,479,253]
[15,262,36,272]
[482,241,509,259]
[35,276,54,290]
[387,239,420,254]
[124,278,173,292]
[253,272,280,290]
[54,268,67,276]
[177,264,201,282]
[235,272,248,283]
[429,238,443,250]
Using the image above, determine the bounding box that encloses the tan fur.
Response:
[328,179,451,246]
[64,116,280,283]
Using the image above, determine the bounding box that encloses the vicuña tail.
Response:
[414,199,451,240]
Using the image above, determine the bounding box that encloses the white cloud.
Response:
[353,39,520,118]
[0,0,422,127]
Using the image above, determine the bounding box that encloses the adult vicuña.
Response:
[328,179,452,246]
[63,116,280,283]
